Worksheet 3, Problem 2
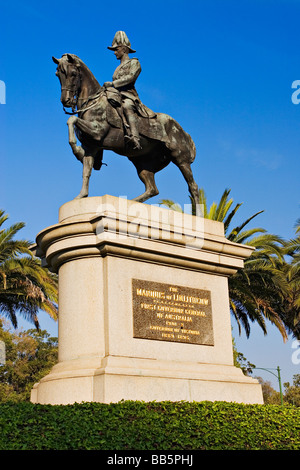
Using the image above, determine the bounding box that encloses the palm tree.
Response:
[161,188,289,340]
[0,210,58,329]
[273,219,300,338]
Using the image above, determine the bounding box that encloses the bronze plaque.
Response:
[132,279,214,345]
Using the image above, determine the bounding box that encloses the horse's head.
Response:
[52,54,81,110]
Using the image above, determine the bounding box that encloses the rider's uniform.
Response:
[111,58,155,118]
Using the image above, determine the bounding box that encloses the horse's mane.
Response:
[62,53,81,62]
[61,54,101,88]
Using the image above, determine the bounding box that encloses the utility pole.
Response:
[276,366,284,406]
[254,366,284,405]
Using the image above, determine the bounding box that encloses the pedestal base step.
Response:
[31,356,263,405]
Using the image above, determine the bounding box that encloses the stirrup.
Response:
[125,135,142,150]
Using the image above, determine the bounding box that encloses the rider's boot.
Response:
[124,111,142,150]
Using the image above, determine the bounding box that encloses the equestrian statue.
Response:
[52,31,200,214]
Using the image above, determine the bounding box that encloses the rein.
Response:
[63,90,103,115]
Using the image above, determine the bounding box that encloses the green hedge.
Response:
[0,401,299,450]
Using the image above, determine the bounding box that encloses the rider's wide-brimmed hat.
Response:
[107,31,136,53]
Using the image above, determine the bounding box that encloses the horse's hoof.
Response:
[74,192,88,199]
[195,204,203,217]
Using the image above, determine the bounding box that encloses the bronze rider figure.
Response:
[103,31,155,150]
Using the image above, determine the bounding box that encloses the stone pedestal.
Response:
[31,196,263,405]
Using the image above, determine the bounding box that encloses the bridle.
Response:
[60,63,82,113]
[60,63,103,116]
[63,89,103,116]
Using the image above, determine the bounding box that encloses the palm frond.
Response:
[0,210,58,328]
[227,210,264,241]
[158,193,299,339]
[214,188,233,221]
[294,218,300,233]
[0,210,9,229]
[198,188,208,218]
[207,202,217,220]
[159,199,184,212]
[224,203,243,234]
[233,228,266,245]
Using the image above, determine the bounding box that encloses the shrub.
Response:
[0,400,299,450]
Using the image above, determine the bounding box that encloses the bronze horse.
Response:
[52,54,200,214]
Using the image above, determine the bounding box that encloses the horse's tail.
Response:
[137,112,197,163]
[185,131,196,163]
[166,117,196,163]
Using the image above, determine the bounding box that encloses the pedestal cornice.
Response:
[32,195,254,275]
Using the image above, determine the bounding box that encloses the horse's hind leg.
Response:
[174,160,201,216]
[133,169,159,203]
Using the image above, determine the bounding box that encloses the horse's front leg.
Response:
[67,116,85,162]
[70,115,104,140]
[67,116,106,199]
[75,155,94,199]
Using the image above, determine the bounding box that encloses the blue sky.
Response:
[1,0,300,390]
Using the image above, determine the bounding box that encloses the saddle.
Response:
[105,88,168,143]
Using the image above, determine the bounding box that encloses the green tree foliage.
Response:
[0,320,58,402]
[0,210,58,329]
[161,188,293,340]
[256,374,300,406]
[256,377,282,405]
[231,218,300,340]
[277,221,300,337]
[232,336,256,375]
[283,374,300,407]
